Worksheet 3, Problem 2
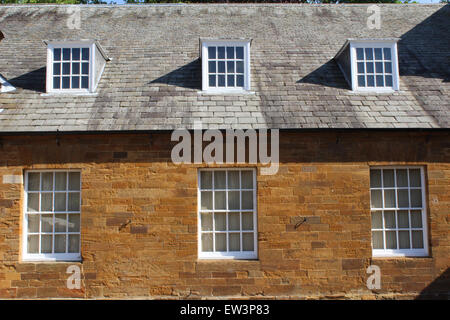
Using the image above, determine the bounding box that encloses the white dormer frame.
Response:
[349,40,400,93]
[200,39,251,93]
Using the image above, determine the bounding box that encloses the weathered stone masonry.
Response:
[0,130,448,299]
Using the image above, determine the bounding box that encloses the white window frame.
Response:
[370,166,428,258]
[198,168,257,260]
[350,40,400,92]
[22,169,82,262]
[201,40,251,93]
[46,41,96,94]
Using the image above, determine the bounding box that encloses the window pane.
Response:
[412,231,424,249]
[356,48,364,60]
[358,75,365,87]
[241,171,253,189]
[41,193,53,211]
[208,61,216,73]
[396,169,408,187]
[236,61,244,73]
[227,61,234,73]
[383,169,395,187]
[226,46,234,59]
[372,231,383,249]
[385,231,397,249]
[55,214,67,232]
[384,211,396,228]
[53,63,61,75]
[375,62,383,73]
[215,233,226,251]
[201,213,213,231]
[27,235,39,254]
[214,171,226,189]
[72,76,80,89]
[370,190,382,208]
[68,234,80,253]
[27,193,39,212]
[237,75,244,87]
[208,46,216,59]
[214,213,226,231]
[242,212,253,230]
[62,77,70,89]
[53,77,60,89]
[383,48,391,60]
[41,214,53,233]
[82,62,89,75]
[371,211,382,229]
[72,62,80,75]
[62,62,70,75]
[397,210,409,228]
[228,212,240,231]
[201,233,213,252]
[54,234,66,253]
[209,75,216,87]
[370,169,381,188]
[367,75,375,87]
[242,233,254,251]
[384,190,396,208]
[228,191,240,210]
[242,191,253,210]
[201,191,212,210]
[384,62,392,73]
[227,75,235,87]
[229,233,240,251]
[218,75,225,87]
[200,171,212,189]
[410,210,422,228]
[217,46,225,59]
[81,76,89,89]
[54,48,61,61]
[374,48,382,60]
[397,189,409,208]
[399,231,410,249]
[385,75,393,87]
[214,191,226,210]
[42,172,53,191]
[68,172,81,191]
[68,192,80,211]
[55,193,66,211]
[72,48,80,60]
[218,61,225,73]
[365,48,373,60]
[68,214,80,232]
[357,62,364,73]
[63,48,70,60]
[236,47,244,59]
[409,169,421,187]
[27,214,39,233]
[82,48,89,60]
[366,62,374,74]
[228,171,239,189]
[376,75,384,87]
[410,189,422,208]
[41,234,53,253]
[55,172,67,191]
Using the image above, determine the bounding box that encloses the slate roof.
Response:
[0,4,449,132]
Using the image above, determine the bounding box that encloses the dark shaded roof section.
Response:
[0,4,448,132]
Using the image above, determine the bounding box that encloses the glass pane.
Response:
[82,63,89,75]
[201,213,213,231]
[68,234,80,253]
[228,191,240,210]
[27,193,39,212]
[396,169,408,187]
[68,214,80,232]
[218,61,225,73]
[376,75,384,87]
[409,169,421,187]
[72,63,80,75]
[365,48,373,60]
[397,189,409,208]
[208,61,216,73]
[370,190,382,208]
[200,171,212,189]
[27,235,39,254]
[54,234,66,253]
[81,76,89,89]
[358,75,365,87]
[68,192,80,211]
[214,213,226,231]
[53,76,60,89]
[201,233,213,252]
[214,191,226,210]
[237,75,244,87]
[375,62,383,73]
[55,193,66,211]
[399,231,410,249]
[366,62,374,73]
[383,169,395,187]
[374,48,382,60]
[242,233,254,251]
[384,62,392,73]
[384,211,396,228]
[242,191,253,210]
[208,46,216,59]
[62,62,70,75]
[214,171,226,189]
[41,193,53,211]
[242,212,253,230]
[55,172,67,191]
[55,214,67,232]
[356,48,364,60]
[228,212,240,231]
[228,171,240,189]
[226,46,234,59]
[410,189,422,207]
[41,234,53,253]
[384,190,396,208]
[72,76,80,89]
[385,75,393,87]
[241,171,253,189]
[367,75,375,87]
[42,172,53,191]
[218,47,225,59]
[41,214,53,233]
[215,233,226,252]
[411,210,422,228]
[371,211,382,229]
[63,48,70,60]
[227,75,235,87]
[62,77,70,89]
[398,210,409,228]
[201,191,212,210]
[72,48,80,60]
[82,48,89,60]
[27,214,39,233]
[357,62,364,73]
[386,231,397,249]
[229,233,240,251]
[370,169,381,188]
[383,48,391,60]
[53,63,61,75]
[227,61,234,73]
[372,231,383,249]
[412,231,424,249]
[68,172,81,191]
[209,75,216,87]
[236,61,244,73]
[54,48,61,61]
[218,75,225,87]
[236,47,244,59]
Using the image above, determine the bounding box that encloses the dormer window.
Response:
[45,40,109,94]
[335,39,400,92]
[201,39,251,93]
